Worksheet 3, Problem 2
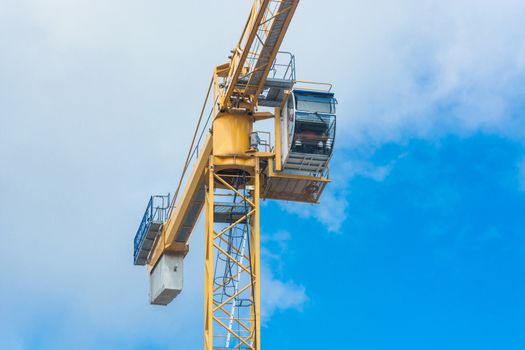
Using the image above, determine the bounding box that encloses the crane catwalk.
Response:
[132,1,337,348]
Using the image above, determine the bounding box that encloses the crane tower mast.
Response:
[133,1,338,349]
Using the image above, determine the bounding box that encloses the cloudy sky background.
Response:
[1,0,524,349]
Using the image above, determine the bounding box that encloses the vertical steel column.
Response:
[252,160,261,349]
[204,159,215,350]
[204,159,261,349]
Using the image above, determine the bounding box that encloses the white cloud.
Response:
[279,0,525,232]
[260,230,307,323]
[289,0,525,146]
[281,155,400,233]
[282,190,348,233]
[0,0,233,347]
[261,263,307,324]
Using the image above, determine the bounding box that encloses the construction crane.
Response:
[133,1,337,349]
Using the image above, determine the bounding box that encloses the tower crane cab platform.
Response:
[262,88,337,203]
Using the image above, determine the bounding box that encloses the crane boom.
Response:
[220,0,298,110]
[147,135,212,269]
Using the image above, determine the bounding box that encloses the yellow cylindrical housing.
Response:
[212,112,255,173]
[213,113,252,155]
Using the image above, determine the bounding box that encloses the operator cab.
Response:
[281,89,337,176]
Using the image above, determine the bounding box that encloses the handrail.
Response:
[221,0,271,108]
[220,0,299,110]
[267,51,295,81]
[293,80,333,92]
[134,194,171,258]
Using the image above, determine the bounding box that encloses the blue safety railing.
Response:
[133,194,171,265]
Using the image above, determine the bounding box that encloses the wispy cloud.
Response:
[291,1,525,147]
[260,230,307,323]
[260,263,307,324]
[280,0,525,233]
[282,190,348,233]
[281,154,400,233]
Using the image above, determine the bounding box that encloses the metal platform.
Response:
[214,201,251,223]
[133,195,170,266]
[263,173,328,203]
[262,159,329,203]
[237,51,295,107]
[258,77,294,107]
[283,152,331,174]
[238,76,294,107]
[243,0,297,97]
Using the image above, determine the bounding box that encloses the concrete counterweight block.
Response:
[149,252,184,305]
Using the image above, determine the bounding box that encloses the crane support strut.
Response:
[205,159,261,349]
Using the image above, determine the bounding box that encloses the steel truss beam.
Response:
[205,159,261,350]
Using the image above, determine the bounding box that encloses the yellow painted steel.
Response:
[213,114,252,155]
[205,162,261,349]
[204,158,214,350]
[253,160,261,349]
[220,0,271,109]
[252,111,274,121]
[248,2,298,109]
[148,135,212,270]
[212,112,255,173]
[219,0,299,111]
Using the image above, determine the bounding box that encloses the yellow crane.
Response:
[133,1,337,348]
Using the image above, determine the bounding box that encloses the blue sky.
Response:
[1,1,525,349]
[265,134,525,350]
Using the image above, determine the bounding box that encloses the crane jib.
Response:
[221,0,299,110]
